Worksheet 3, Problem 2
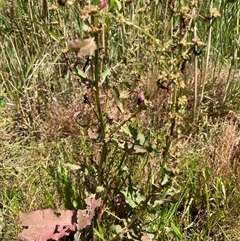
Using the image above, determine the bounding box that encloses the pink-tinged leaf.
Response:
[18,209,76,241]
[77,38,97,58]
[68,38,97,57]
[85,195,101,210]
[68,39,82,52]
[87,128,101,140]
[98,0,107,10]
[77,195,101,230]
[77,209,93,230]
[137,90,145,106]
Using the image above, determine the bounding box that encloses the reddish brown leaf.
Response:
[18,209,76,241]
[77,38,97,57]
[137,90,145,106]
[85,195,101,210]
[77,195,101,230]
[77,209,95,230]
[68,39,82,53]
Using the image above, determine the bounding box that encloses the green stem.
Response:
[93,30,105,137]
[156,130,173,184]
[92,1,108,188]
[98,142,108,186]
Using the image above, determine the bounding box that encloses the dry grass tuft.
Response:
[197,119,240,182]
[207,121,240,178]
[215,121,240,176]
[38,97,83,141]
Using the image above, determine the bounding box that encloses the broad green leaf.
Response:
[120,125,132,137]
[161,173,169,185]
[128,125,146,145]
[152,199,166,207]
[121,190,137,208]
[134,193,145,204]
[121,189,145,208]
[101,67,111,83]
[117,166,129,177]
[137,132,145,145]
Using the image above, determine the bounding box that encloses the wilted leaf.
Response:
[18,209,76,241]
[119,90,130,99]
[66,0,75,5]
[192,36,205,46]
[68,38,82,52]
[68,38,97,57]
[141,232,154,241]
[133,144,147,154]
[77,38,97,57]
[210,7,221,18]
[64,162,81,171]
[164,187,181,196]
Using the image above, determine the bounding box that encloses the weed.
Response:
[0,0,240,240]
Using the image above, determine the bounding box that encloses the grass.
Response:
[0,0,240,240]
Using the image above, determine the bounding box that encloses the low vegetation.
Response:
[0,0,240,240]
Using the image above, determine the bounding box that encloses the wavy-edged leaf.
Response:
[18,209,76,241]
